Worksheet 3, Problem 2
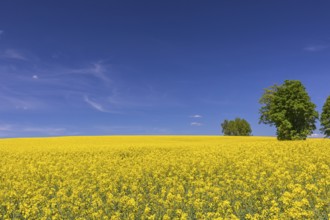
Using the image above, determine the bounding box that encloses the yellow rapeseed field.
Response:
[0,136,329,219]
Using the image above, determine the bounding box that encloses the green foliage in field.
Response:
[321,95,330,137]
[221,118,252,136]
[259,80,318,140]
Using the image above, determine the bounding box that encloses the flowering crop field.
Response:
[0,136,329,219]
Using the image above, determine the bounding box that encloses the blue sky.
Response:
[0,1,330,137]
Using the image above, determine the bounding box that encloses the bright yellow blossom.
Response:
[0,136,329,219]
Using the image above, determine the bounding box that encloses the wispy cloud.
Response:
[0,93,44,110]
[84,95,109,112]
[0,30,4,37]
[22,127,66,135]
[0,124,13,131]
[70,62,112,85]
[190,114,202,118]
[0,51,168,114]
[308,133,325,138]
[191,122,202,126]
[2,49,28,60]
[304,45,329,52]
[92,62,112,84]
[0,123,67,137]
[0,58,115,111]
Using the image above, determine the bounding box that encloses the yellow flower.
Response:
[0,136,328,219]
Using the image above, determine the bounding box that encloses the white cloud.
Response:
[191,122,202,126]
[304,45,329,52]
[190,114,202,118]
[2,49,28,60]
[32,75,38,79]
[70,62,112,85]
[84,95,109,112]
[308,133,325,138]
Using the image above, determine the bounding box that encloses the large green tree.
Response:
[320,96,330,137]
[221,118,252,136]
[259,80,318,140]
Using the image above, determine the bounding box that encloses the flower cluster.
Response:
[0,136,329,219]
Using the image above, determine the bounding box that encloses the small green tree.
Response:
[221,118,252,136]
[320,96,330,137]
[259,80,318,140]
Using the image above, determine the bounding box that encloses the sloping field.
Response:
[0,136,329,219]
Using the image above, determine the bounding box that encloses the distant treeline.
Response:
[221,80,330,140]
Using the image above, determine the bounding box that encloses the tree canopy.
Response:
[320,96,330,138]
[221,118,252,136]
[259,80,318,140]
